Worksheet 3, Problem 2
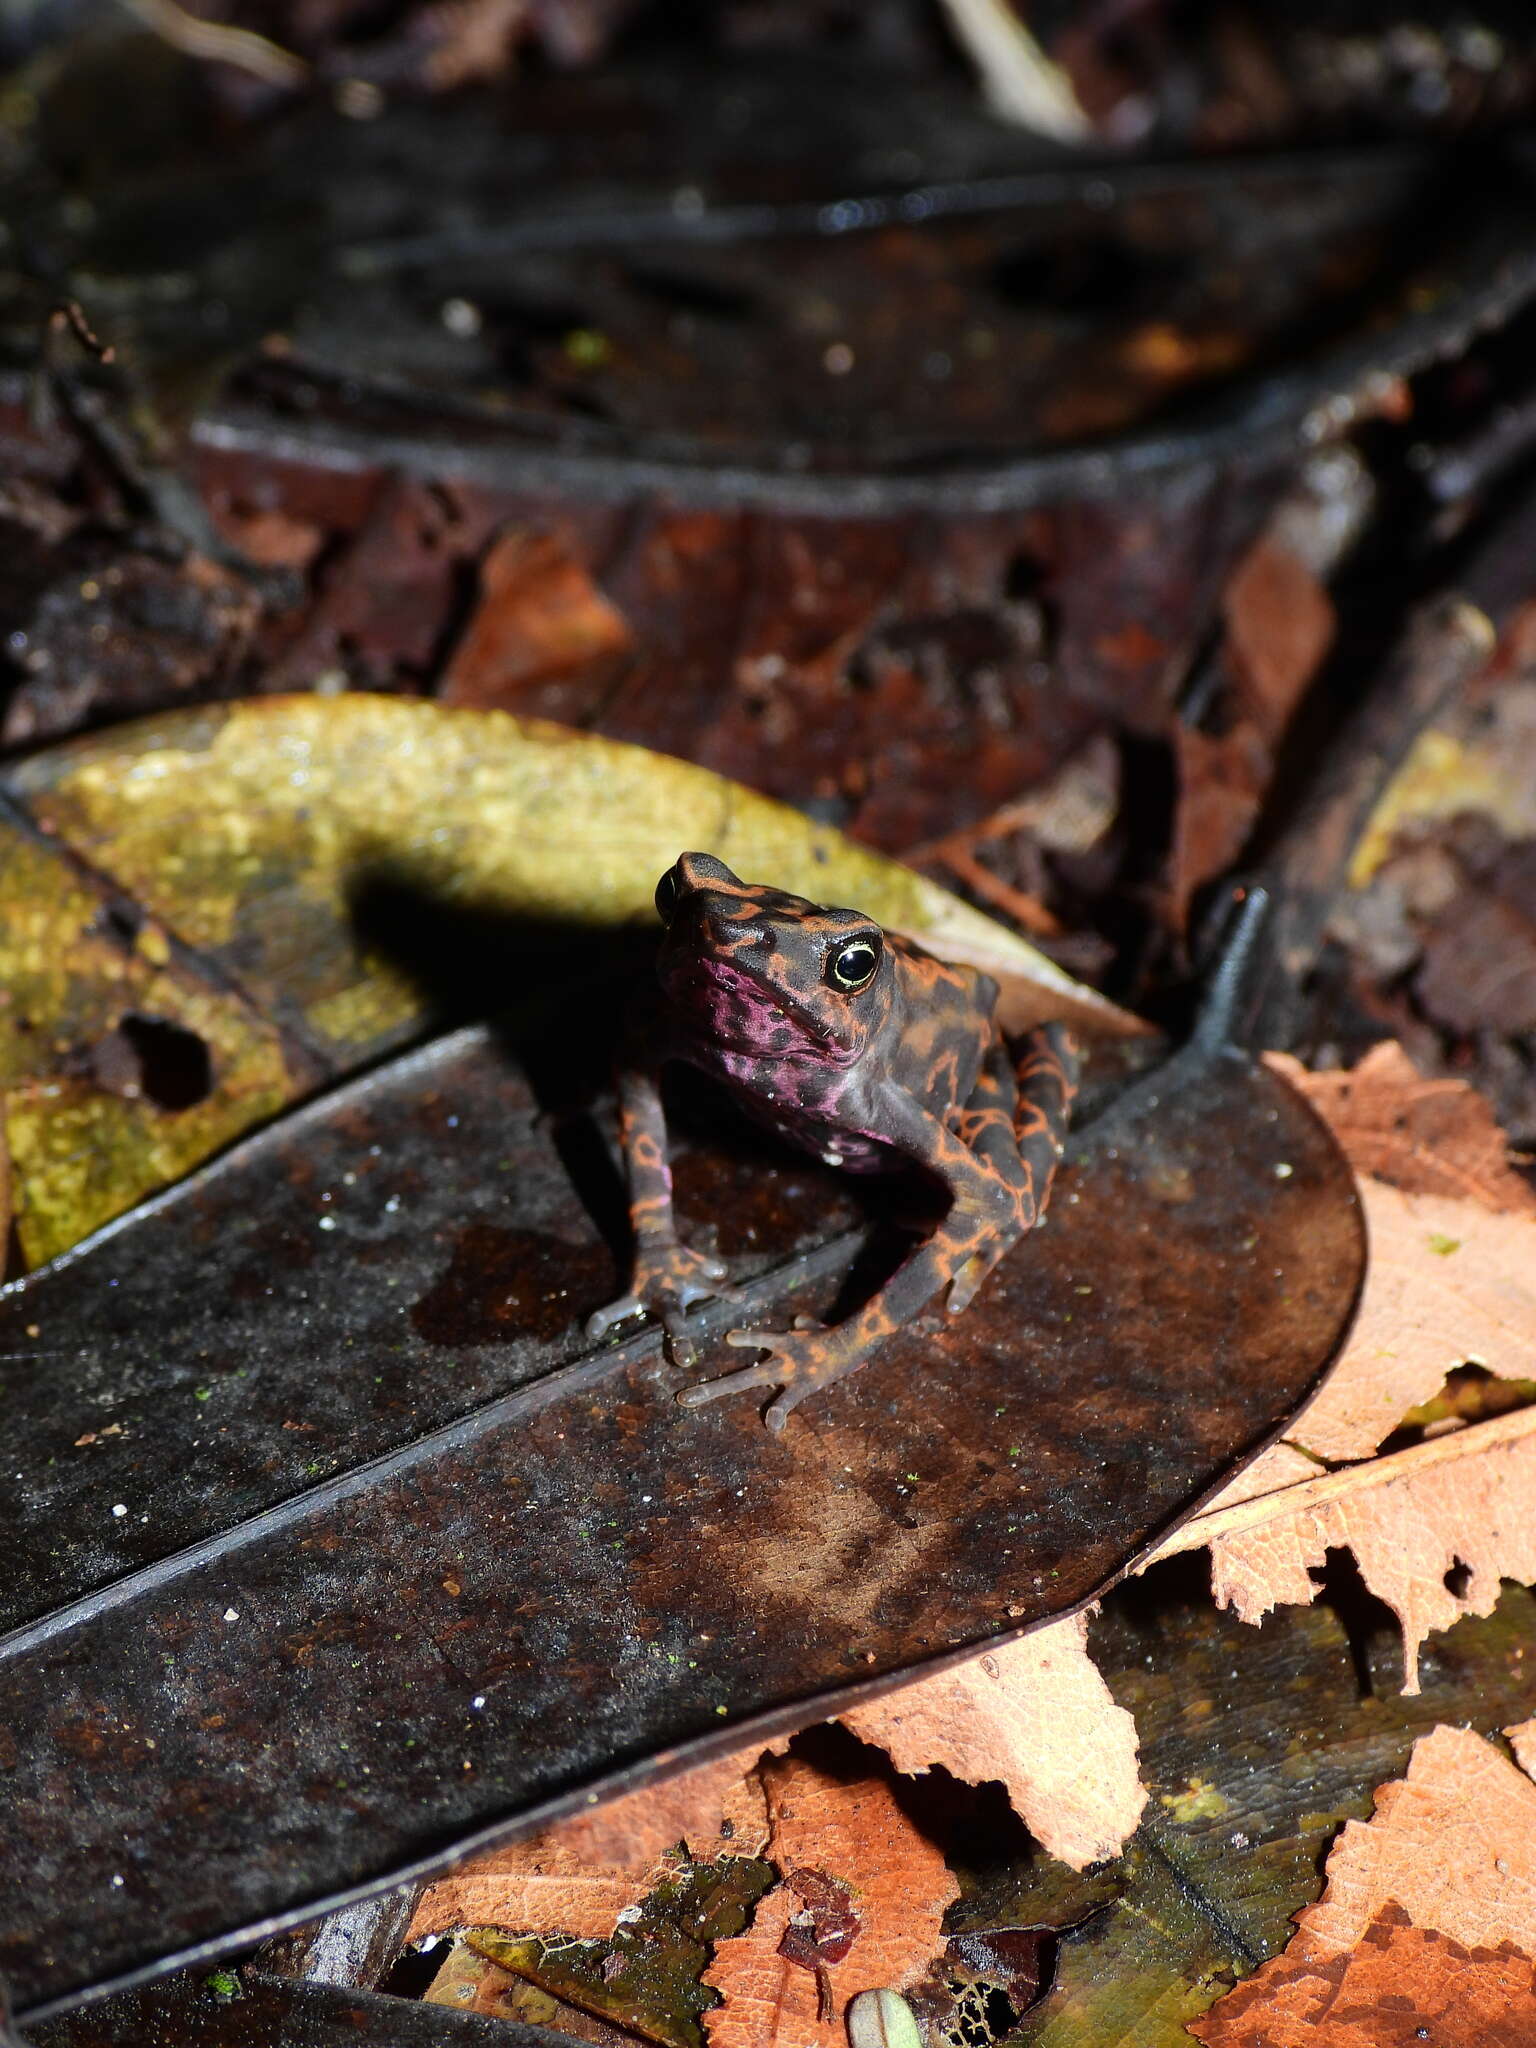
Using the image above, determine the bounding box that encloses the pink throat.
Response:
[663,956,835,1058]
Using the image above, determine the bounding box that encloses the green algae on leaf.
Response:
[465,1852,776,2048]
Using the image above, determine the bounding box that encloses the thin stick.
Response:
[937,0,1091,140]
[117,0,309,86]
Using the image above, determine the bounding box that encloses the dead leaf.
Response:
[1300,1726,1536,1955]
[424,1934,630,2041]
[1189,1900,1536,2047]
[1415,878,1536,1039]
[1260,1048,1536,1462]
[1205,1411,1536,1691]
[440,525,634,710]
[702,1754,959,2048]
[1190,1726,1536,2045]
[1132,1044,1536,1689]
[1277,1041,1536,1216]
[1168,722,1269,932]
[1221,533,1336,745]
[1348,675,1536,890]
[1507,1718,1536,1782]
[411,1865,650,1946]
[409,1744,774,1942]
[840,1611,1145,1870]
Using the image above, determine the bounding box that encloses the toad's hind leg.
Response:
[946,1022,1079,1313]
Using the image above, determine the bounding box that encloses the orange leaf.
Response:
[1507,1716,1536,1782]
[1189,1901,1536,2047]
[409,1742,773,1942]
[1263,1049,1536,1464]
[1273,1041,1536,1216]
[1295,1726,1536,1956]
[841,1611,1145,1869]
[1206,1413,1536,1692]
[1190,1726,1536,2046]
[703,1754,958,2048]
[440,526,633,709]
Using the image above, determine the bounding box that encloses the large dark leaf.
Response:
[0,972,1362,2018]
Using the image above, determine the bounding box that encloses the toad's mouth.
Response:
[660,954,852,1060]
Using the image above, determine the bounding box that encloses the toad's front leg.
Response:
[679,1026,1077,1431]
[586,1054,730,1363]
[679,1146,1023,1433]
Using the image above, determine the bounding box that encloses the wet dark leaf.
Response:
[0,983,1360,2019]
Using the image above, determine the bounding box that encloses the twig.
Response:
[937,0,1091,141]
[115,0,309,87]
[923,845,1062,937]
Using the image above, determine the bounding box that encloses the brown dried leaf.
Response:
[1274,1041,1536,1216]
[1221,533,1336,744]
[423,1935,630,2041]
[1189,1901,1536,2047]
[1206,1415,1536,1691]
[409,1743,773,1941]
[408,1861,651,1946]
[440,526,634,710]
[840,1611,1145,1869]
[1168,722,1269,932]
[1299,1726,1536,1955]
[1507,1718,1536,1783]
[702,1754,959,2048]
[1191,1726,1536,2046]
[1260,1048,1536,1462]
[545,1748,776,1872]
[1136,1046,1536,1689]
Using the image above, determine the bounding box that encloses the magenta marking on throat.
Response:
[665,957,842,1059]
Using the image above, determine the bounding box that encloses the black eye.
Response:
[655,868,680,923]
[827,934,881,992]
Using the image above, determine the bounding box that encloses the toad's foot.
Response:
[944,1226,1021,1316]
[676,1316,866,1434]
[586,1239,732,1365]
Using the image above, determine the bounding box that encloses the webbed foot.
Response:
[586,1239,732,1364]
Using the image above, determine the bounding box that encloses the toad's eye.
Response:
[655,867,681,923]
[827,933,881,992]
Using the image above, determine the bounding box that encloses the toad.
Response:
[588,853,1078,1430]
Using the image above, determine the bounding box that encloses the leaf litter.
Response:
[1190,1724,1536,2045]
[399,1033,1536,2044]
[3,699,1532,2037]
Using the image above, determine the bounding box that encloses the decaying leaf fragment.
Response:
[840,1611,1145,1870]
[702,1753,959,2048]
[1145,1042,1536,1690]
[1190,1901,1536,2048]
[1205,1414,1536,1693]
[1266,1043,1536,1463]
[408,1744,774,1943]
[1189,1724,1536,2046]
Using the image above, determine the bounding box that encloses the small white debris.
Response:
[111,1503,127,1518]
[440,298,482,338]
[1274,1162,1294,1179]
[223,1608,240,1623]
